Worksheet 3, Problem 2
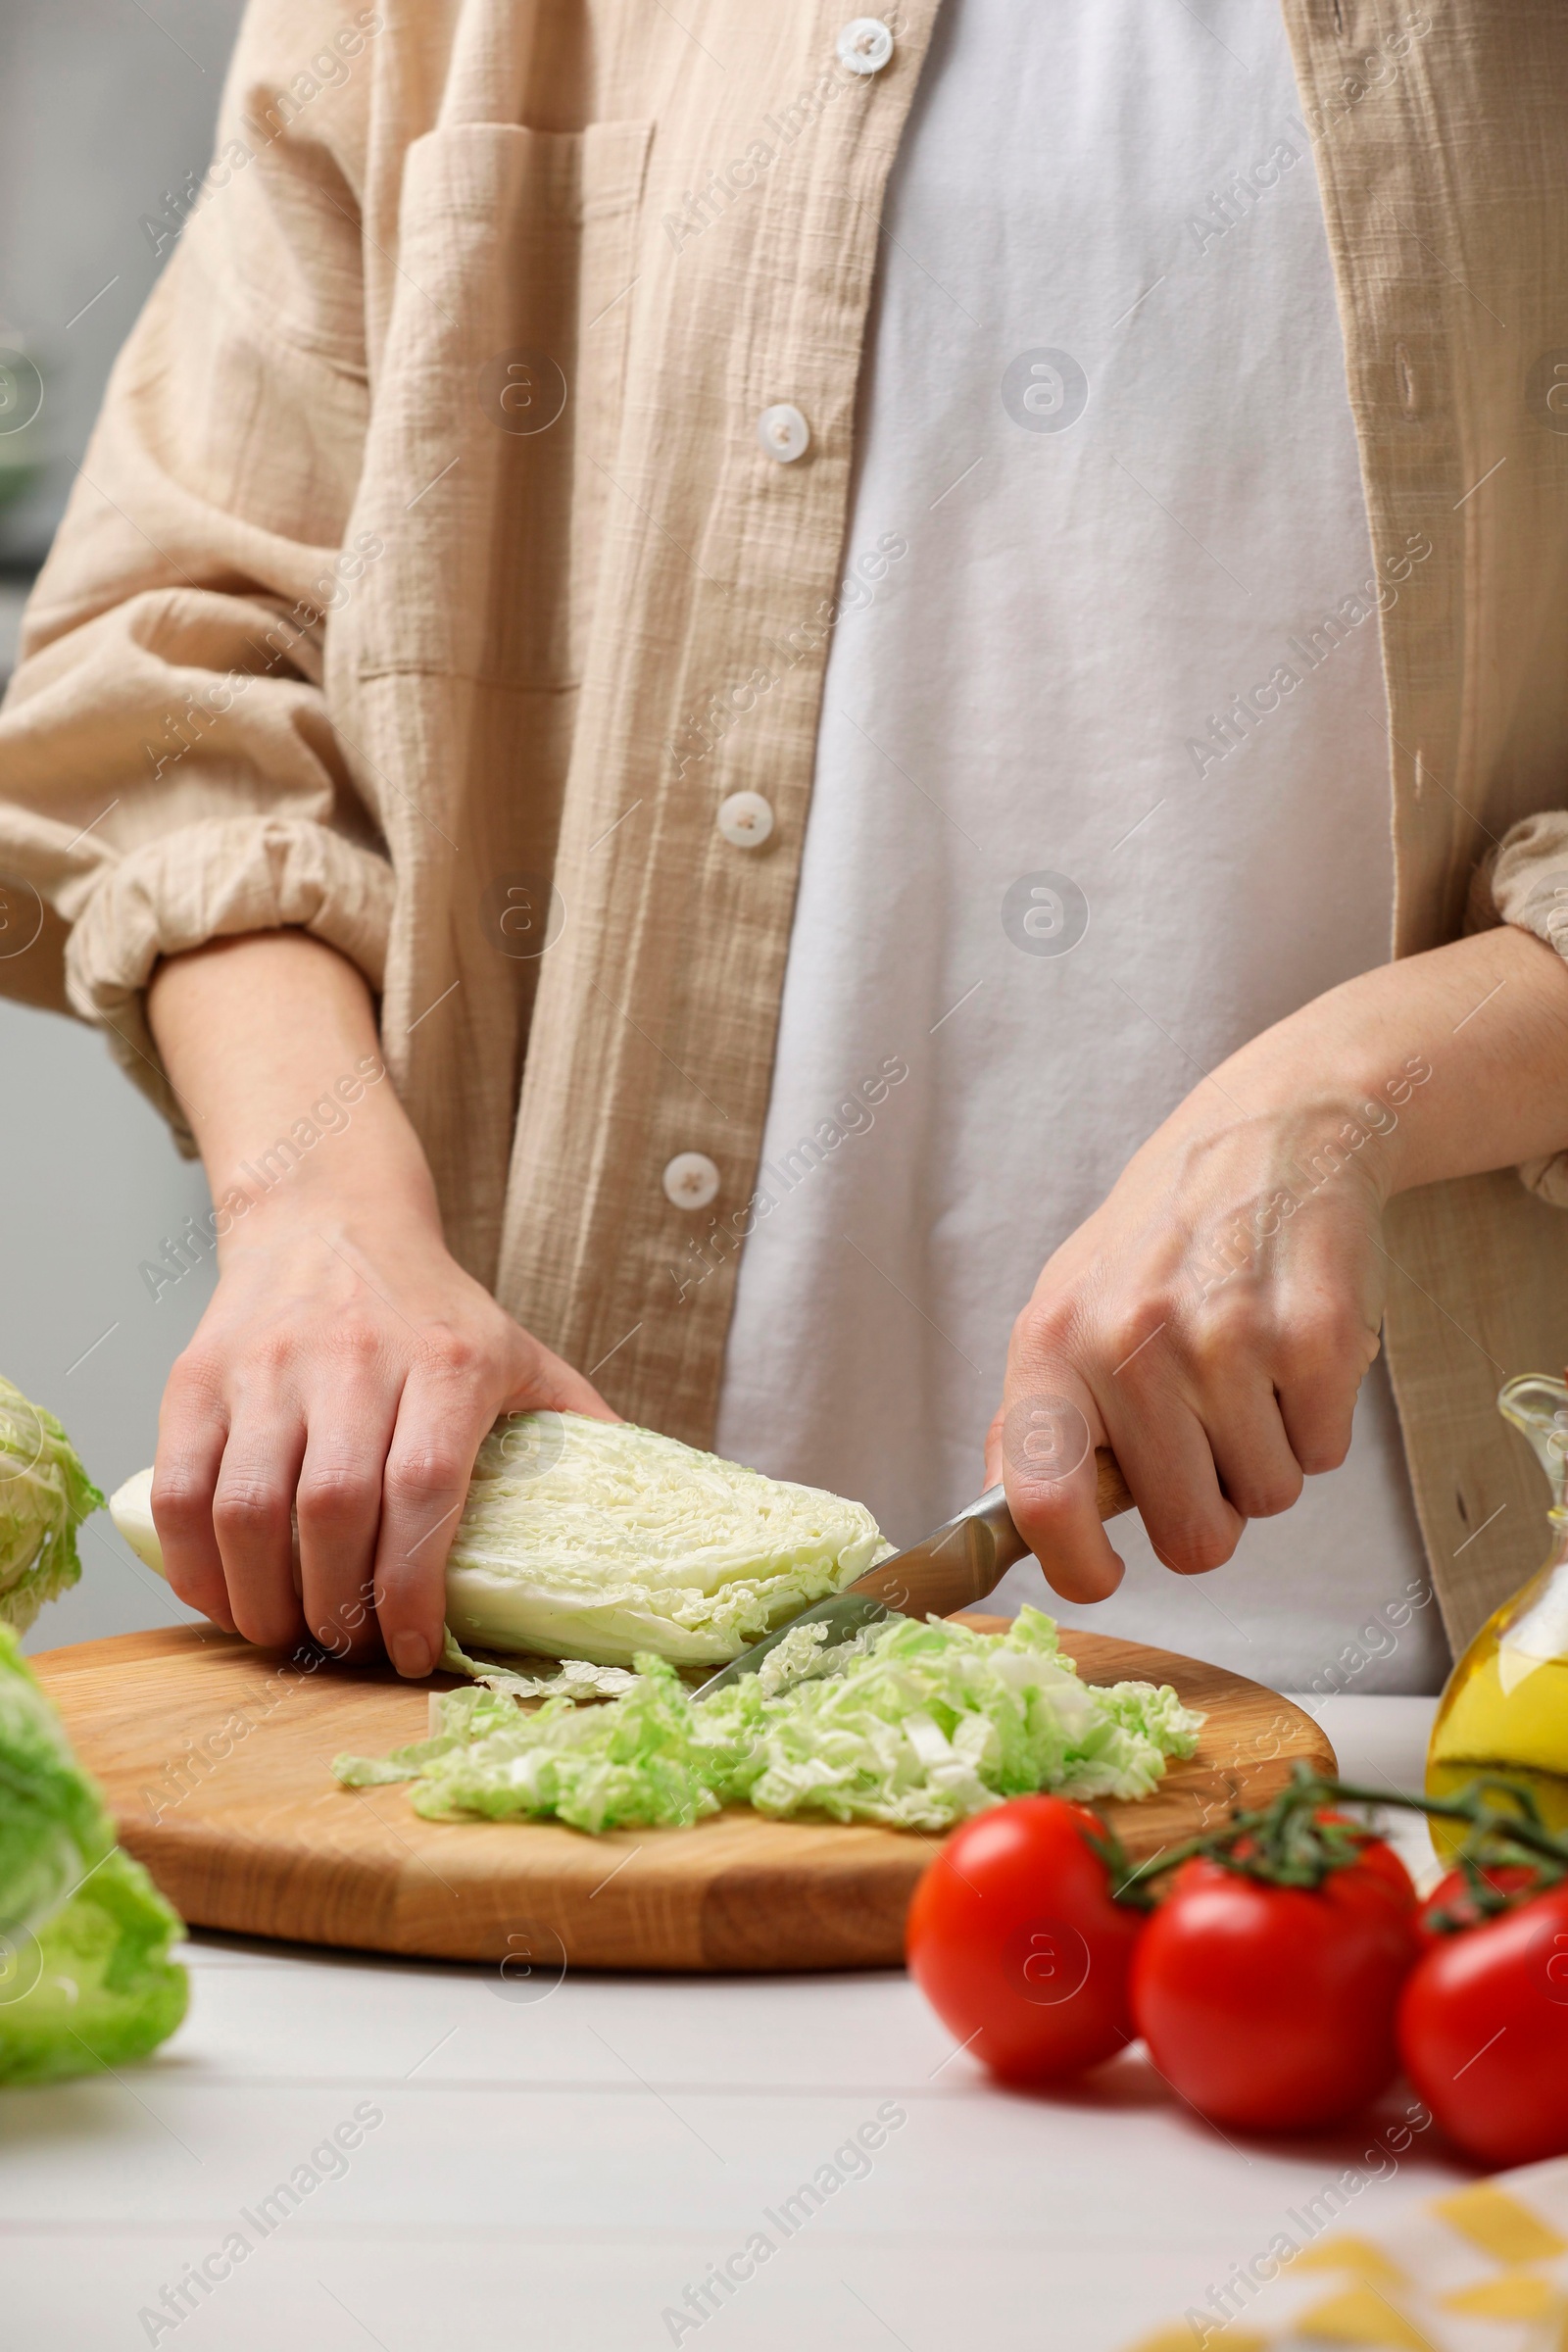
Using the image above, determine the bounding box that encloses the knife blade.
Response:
[691,1446,1134,1700]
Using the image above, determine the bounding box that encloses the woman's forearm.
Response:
[147,931,438,1237]
[143,929,611,1673]
[1191,924,1568,1203]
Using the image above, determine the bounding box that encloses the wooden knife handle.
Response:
[1095,1446,1135,1521]
[848,1452,1138,1619]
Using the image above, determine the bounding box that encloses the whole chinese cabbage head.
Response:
[442,1412,893,1668]
[0,1375,104,1633]
[0,1618,115,1936]
[0,1627,187,2084]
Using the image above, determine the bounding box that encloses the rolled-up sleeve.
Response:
[0,0,388,1146]
[1469,810,1568,1206]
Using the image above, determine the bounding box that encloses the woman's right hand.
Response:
[155,1195,610,1675]
[146,931,612,1675]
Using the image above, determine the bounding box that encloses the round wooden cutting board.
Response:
[32,1621,1335,1973]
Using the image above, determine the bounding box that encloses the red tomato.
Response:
[906,1796,1145,2083]
[1130,1845,1419,2132]
[1227,1814,1416,1911]
[1398,1884,1568,2167]
[1343,1831,1419,1912]
[1415,1863,1544,1947]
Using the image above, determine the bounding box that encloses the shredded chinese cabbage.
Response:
[334,1606,1202,1835]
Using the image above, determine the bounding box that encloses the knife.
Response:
[691,1446,1135,1700]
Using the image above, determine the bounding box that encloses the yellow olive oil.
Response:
[1426,1375,1568,1855]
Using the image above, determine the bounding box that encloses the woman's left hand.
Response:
[984,1072,1395,1601]
[984,922,1568,1602]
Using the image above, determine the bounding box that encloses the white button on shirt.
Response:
[757,404,810,463]
[716,791,774,848]
[662,1152,721,1210]
[837,19,895,74]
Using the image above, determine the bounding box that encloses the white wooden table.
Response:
[1,1696,1470,2352]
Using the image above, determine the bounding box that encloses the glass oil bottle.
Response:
[1426,1374,1568,1849]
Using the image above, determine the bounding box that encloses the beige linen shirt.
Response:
[3,0,1568,1652]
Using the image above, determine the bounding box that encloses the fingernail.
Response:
[391,1632,432,1679]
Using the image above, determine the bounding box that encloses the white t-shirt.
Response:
[715,0,1447,1693]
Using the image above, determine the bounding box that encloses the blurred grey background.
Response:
[1,0,248,1651]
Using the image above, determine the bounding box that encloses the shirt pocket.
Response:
[354,119,653,690]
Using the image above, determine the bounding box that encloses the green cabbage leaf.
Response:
[0,1374,104,1634]
[0,1846,190,2088]
[334,1605,1203,1835]
[0,1627,187,2085]
[0,1619,116,1936]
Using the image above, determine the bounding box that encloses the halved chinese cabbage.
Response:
[111,1414,892,1671]
[443,1414,892,1667]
